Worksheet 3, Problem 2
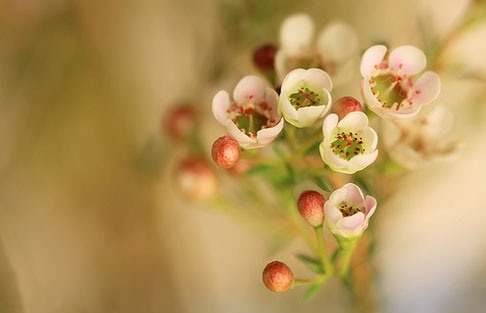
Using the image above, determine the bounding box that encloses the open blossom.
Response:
[212,75,284,149]
[382,106,464,169]
[325,183,377,239]
[360,45,441,119]
[275,13,358,85]
[319,112,378,174]
[279,68,333,128]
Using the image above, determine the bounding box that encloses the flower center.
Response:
[369,73,412,111]
[289,87,321,108]
[229,102,276,138]
[339,202,364,217]
[330,131,365,160]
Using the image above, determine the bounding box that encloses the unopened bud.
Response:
[252,44,278,73]
[262,261,293,292]
[164,104,197,140]
[332,96,363,120]
[297,190,325,227]
[211,136,241,169]
[175,157,218,200]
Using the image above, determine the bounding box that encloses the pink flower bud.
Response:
[262,261,294,292]
[163,104,197,140]
[211,136,241,169]
[175,157,218,200]
[297,190,325,227]
[332,96,363,120]
[253,44,277,72]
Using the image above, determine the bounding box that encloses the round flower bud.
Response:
[252,44,278,72]
[163,104,197,140]
[175,157,218,200]
[332,96,363,120]
[211,136,241,169]
[297,190,325,227]
[262,261,294,292]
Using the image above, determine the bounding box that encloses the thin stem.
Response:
[314,226,333,275]
[338,238,358,278]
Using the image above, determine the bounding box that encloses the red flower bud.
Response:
[332,96,363,120]
[297,190,325,227]
[164,104,197,140]
[262,261,293,292]
[252,44,278,72]
[211,136,241,169]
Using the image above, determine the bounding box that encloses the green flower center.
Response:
[289,87,321,108]
[230,102,275,138]
[339,202,364,217]
[330,131,365,160]
[369,74,410,110]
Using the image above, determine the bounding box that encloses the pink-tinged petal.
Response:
[265,88,281,120]
[339,212,365,230]
[322,113,339,137]
[342,183,365,205]
[279,13,314,56]
[281,68,307,95]
[337,111,368,131]
[364,195,377,217]
[347,150,379,173]
[317,21,358,63]
[386,104,422,119]
[411,71,441,106]
[256,118,284,145]
[295,105,328,127]
[302,68,333,91]
[324,204,343,225]
[233,75,266,104]
[226,120,254,148]
[361,78,383,110]
[212,90,231,125]
[361,127,379,151]
[389,45,426,76]
[360,45,387,77]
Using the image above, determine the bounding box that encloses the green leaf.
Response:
[304,284,323,301]
[245,164,275,176]
[312,176,330,192]
[296,253,324,274]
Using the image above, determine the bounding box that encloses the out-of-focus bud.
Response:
[262,260,294,292]
[211,136,241,169]
[175,157,218,200]
[226,159,254,176]
[164,104,197,140]
[297,190,325,227]
[332,96,363,120]
[253,44,278,73]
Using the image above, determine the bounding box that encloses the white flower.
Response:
[279,68,333,128]
[319,112,378,174]
[212,75,284,149]
[275,13,358,85]
[325,183,377,239]
[382,106,464,169]
[360,45,441,119]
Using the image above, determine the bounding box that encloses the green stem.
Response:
[314,226,333,275]
[337,237,359,278]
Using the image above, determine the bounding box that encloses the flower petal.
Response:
[347,150,379,172]
[226,120,254,148]
[361,127,379,151]
[411,71,441,106]
[389,45,426,76]
[212,90,231,125]
[302,68,333,91]
[317,21,358,63]
[281,68,307,95]
[279,97,299,122]
[279,13,314,56]
[265,88,281,120]
[233,75,266,104]
[337,111,368,131]
[342,183,365,205]
[339,212,365,230]
[256,118,284,146]
[324,203,343,225]
[364,195,377,218]
[322,113,339,137]
[294,105,327,127]
[360,45,387,77]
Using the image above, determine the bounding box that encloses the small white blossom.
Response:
[319,112,378,174]
[212,76,284,149]
[360,45,441,119]
[279,68,333,128]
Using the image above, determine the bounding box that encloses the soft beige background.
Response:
[0,0,485,312]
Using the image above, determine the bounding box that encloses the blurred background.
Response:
[1,0,486,312]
